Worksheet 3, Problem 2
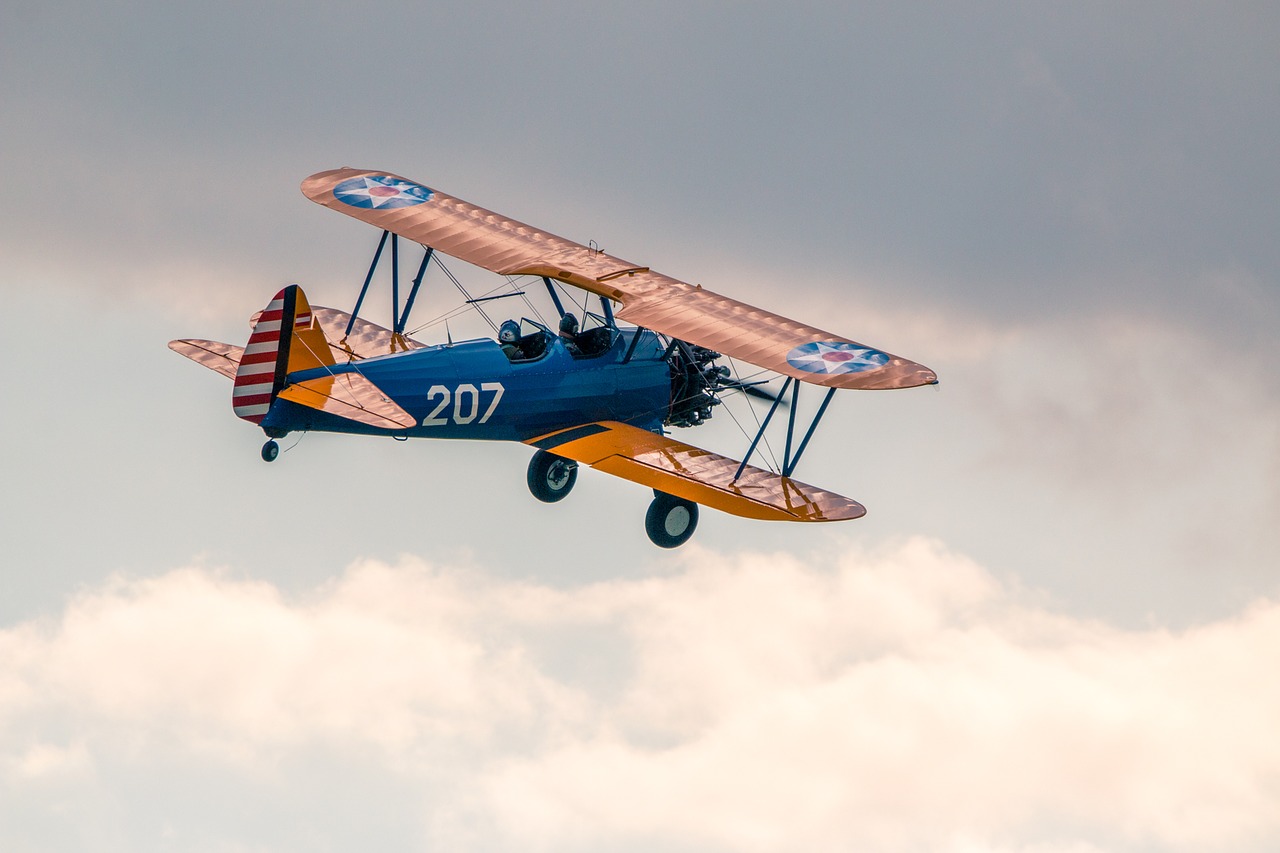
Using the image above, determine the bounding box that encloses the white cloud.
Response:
[2,541,1279,852]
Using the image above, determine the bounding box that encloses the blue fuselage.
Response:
[261,328,671,441]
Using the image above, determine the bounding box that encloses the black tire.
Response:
[645,492,699,548]
[261,440,280,462]
[527,450,578,502]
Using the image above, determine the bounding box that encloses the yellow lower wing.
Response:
[526,422,865,522]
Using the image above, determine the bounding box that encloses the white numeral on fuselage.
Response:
[422,382,505,426]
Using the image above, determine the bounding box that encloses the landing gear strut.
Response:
[645,492,699,548]
[527,450,578,502]
[261,440,279,462]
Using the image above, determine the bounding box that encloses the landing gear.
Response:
[261,440,279,462]
[645,492,699,548]
[527,450,578,502]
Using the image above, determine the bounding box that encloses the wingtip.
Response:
[901,360,939,389]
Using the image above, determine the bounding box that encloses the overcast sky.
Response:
[2,2,1279,851]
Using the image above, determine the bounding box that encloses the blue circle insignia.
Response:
[786,341,890,375]
[333,175,433,209]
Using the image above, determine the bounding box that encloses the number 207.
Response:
[421,382,505,427]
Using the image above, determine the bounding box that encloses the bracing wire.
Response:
[725,355,782,473]
[507,275,547,327]
[405,271,543,339]
[430,255,499,333]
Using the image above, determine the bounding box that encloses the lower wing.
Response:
[526,421,865,522]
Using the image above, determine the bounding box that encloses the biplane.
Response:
[170,169,937,547]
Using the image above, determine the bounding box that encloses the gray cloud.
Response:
[5,4,1277,337]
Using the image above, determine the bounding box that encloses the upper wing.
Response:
[301,168,936,390]
[525,421,865,522]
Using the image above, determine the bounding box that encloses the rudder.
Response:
[232,285,335,424]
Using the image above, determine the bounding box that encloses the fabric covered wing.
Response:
[249,306,425,361]
[302,168,649,294]
[525,421,865,522]
[169,339,244,379]
[311,307,425,360]
[277,374,416,430]
[614,287,936,391]
[301,168,936,390]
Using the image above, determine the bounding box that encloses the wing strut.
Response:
[542,276,567,318]
[734,377,793,481]
[622,326,647,363]
[784,387,836,477]
[346,230,390,337]
[347,230,437,339]
[733,380,839,482]
[542,275,614,330]
[783,380,800,471]
[397,246,433,334]
[390,233,400,332]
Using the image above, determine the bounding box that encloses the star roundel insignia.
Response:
[786,340,890,375]
[332,175,434,209]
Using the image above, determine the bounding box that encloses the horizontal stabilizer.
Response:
[169,339,244,379]
[525,421,865,522]
[277,373,417,430]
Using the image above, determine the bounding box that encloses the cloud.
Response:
[2,541,1279,851]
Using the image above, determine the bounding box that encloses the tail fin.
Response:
[233,285,335,424]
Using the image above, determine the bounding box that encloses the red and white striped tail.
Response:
[233,285,334,425]
[232,289,290,423]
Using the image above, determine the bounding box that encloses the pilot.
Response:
[558,313,581,355]
[498,319,522,360]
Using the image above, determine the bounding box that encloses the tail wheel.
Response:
[261,440,280,462]
[527,450,578,502]
[645,492,699,548]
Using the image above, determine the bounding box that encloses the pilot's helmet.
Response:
[499,320,520,343]
[558,314,579,336]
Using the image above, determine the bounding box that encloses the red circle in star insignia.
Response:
[823,351,854,362]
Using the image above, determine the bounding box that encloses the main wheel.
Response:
[261,440,280,462]
[527,450,578,502]
[645,492,699,548]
